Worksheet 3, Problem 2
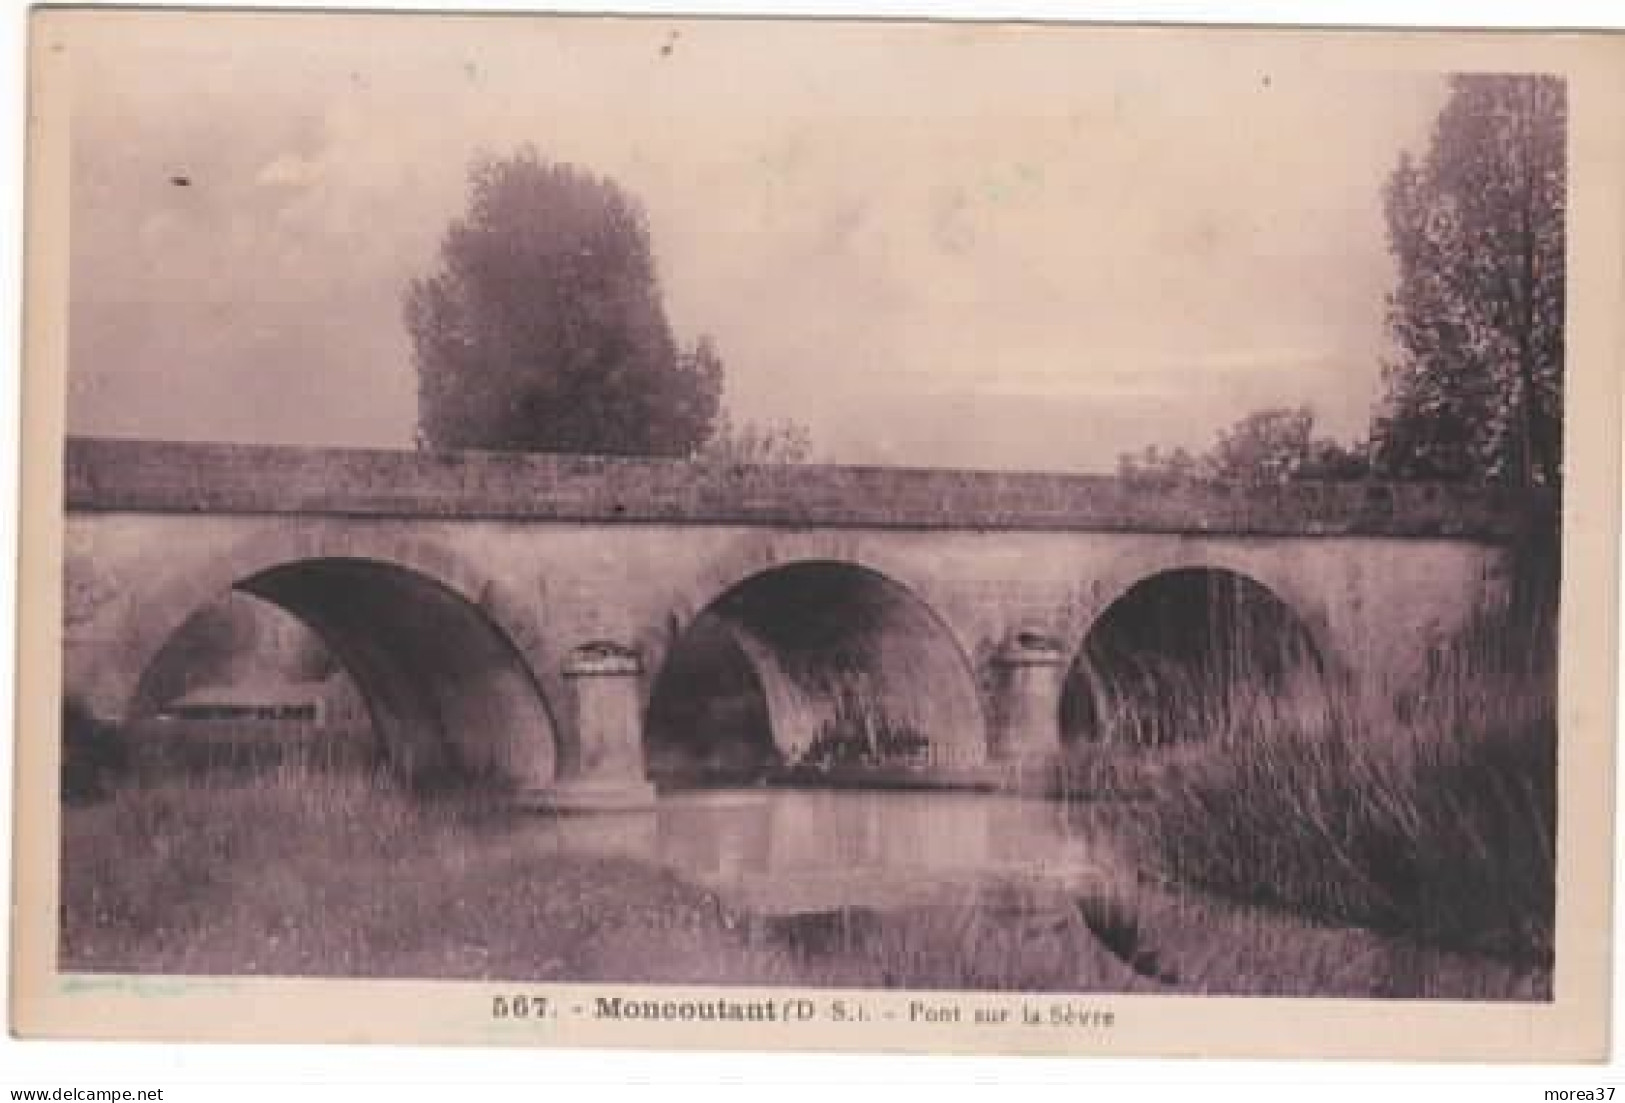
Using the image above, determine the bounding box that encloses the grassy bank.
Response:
[60,769,804,984]
[60,758,1549,998]
[1089,651,1556,976]
[60,763,1159,991]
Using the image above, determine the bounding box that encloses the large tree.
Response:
[1374,74,1566,487]
[407,147,722,456]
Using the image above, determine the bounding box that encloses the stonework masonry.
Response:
[62,437,1553,809]
[67,437,1546,539]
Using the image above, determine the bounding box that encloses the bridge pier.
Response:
[989,630,1066,788]
[523,642,657,814]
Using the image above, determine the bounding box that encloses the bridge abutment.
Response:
[523,642,657,814]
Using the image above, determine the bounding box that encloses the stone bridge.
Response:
[62,437,1549,809]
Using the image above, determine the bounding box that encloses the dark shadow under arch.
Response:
[128,557,560,791]
[644,560,988,786]
[1060,566,1327,748]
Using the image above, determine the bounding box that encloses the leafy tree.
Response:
[284,627,342,683]
[406,147,723,456]
[1299,437,1373,482]
[701,413,815,465]
[1117,444,1199,482]
[1118,406,1369,484]
[139,596,342,709]
[1208,407,1315,482]
[1374,74,1565,487]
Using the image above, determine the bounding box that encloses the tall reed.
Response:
[1123,546,1558,966]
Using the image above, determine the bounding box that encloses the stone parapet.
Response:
[65,436,1550,539]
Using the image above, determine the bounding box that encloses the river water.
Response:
[543,787,1133,916]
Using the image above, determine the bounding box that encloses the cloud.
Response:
[255,153,326,190]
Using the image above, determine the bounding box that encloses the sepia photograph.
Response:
[10,7,1622,1062]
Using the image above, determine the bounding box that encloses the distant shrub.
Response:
[796,718,930,770]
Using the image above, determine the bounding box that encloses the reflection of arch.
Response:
[1060,565,1327,747]
[117,528,561,789]
[646,559,989,782]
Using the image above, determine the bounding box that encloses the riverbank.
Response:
[60,777,800,984]
[59,775,1547,998]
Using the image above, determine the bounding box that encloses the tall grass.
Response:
[62,708,1555,996]
[1134,677,1554,964]
[1118,582,1558,969]
[58,749,803,983]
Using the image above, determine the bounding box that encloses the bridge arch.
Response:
[107,526,562,789]
[1059,562,1332,747]
[644,557,990,783]
[659,531,976,645]
[1061,542,1342,675]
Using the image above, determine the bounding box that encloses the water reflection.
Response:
[544,788,1125,914]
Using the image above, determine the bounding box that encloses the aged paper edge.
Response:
[9,9,1622,1061]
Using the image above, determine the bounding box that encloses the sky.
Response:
[65,13,1447,473]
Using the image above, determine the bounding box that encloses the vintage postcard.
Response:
[10,7,1622,1061]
